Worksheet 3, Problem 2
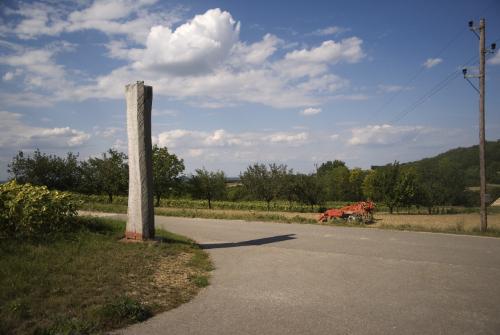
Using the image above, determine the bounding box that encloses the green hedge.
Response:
[0,181,79,238]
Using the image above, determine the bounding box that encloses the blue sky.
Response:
[1,0,499,178]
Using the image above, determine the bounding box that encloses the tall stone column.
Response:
[125,81,154,240]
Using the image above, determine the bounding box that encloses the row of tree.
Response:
[8,148,479,212]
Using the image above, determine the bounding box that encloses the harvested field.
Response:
[372,212,500,234]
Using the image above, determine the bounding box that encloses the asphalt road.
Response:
[114,216,500,335]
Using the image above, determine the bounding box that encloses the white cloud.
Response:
[301,107,322,116]
[331,94,369,101]
[6,0,184,43]
[150,127,314,172]
[230,33,282,65]
[423,58,442,69]
[309,26,348,36]
[94,126,121,138]
[68,0,153,22]
[2,7,366,109]
[488,52,500,65]
[77,36,362,107]
[143,124,470,176]
[0,42,76,101]
[267,132,308,144]
[378,85,411,93]
[284,37,364,64]
[153,128,309,149]
[348,124,429,146]
[134,8,240,75]
[193,101,236,109]
[3,72,15,81]
[8,2,69,39]
[152,109,178,116]
[188,148,203,157]
[35,127,90,146]
[0,111,91,149]
[0,92,56,107]
[112,138,127,151]
[155,129,194,148]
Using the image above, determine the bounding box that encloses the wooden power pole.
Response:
[464,18,495,232]
[478,18,487,232]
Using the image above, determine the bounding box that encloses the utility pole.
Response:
[478,19,487,232]
[464,19,497,232]
[479,19,488,232]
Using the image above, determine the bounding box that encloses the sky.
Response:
[0,0,499,179]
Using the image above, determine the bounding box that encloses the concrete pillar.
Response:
[125,81,154,240]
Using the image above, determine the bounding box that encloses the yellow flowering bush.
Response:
[0,181,79,238]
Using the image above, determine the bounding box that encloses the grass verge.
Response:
[376,221,500,237]
[79,202,317,224]
[0,217,213,335]
[79,202,500,238]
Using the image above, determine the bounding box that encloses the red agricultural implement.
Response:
[318,201,375,223]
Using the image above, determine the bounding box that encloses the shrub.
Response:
[0,181,79,238]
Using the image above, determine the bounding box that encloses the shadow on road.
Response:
[200,234,296,249]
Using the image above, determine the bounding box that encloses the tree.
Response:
[348,168,367,201]
[240,163,287,210]
[373,162,400,214]
[295,173,325,211]
[396,168,418,212]
[190,168,226,209]
[317,160,346,175]
[80,149,128,202]
[362,170,378,201]
[317,162,350,201]
[8,149,81,191]
[152,145,185,207]
[414,158,465,213]
[280,170,299,210]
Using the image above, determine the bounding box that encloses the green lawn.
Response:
[0,217,213,334]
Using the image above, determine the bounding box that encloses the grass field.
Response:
[373,212,500,236]
[79,201,500,237]
[0,217,213,334]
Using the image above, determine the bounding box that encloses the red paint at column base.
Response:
[125,231,143,240]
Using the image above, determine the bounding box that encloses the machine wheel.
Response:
[348,215,363,224]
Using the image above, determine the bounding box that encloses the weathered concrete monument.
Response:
[125,81,155,240]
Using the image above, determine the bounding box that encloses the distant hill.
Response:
[403,140,500,187]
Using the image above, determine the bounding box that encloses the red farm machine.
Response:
[318,201,375,224]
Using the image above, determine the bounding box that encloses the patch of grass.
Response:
[98,296,152,327]
[0,217,212,334]
[377,221,500,237]
[153,207,318,225]
[188,250,214,272]
[79,201,127,214]
[79,201,500,238]
[191,275,210,288]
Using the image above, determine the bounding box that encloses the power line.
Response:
[367,0,497,124]
[387,34,499,124]
[368,28,468,122]
[388,54,479,124]
[389,73,460,124]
